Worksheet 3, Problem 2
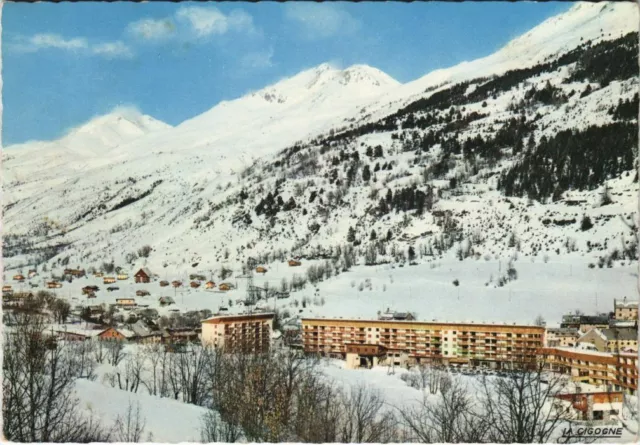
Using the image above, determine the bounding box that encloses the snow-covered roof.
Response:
[136,267,153,277]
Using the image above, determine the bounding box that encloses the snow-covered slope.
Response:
[2,2,637,289]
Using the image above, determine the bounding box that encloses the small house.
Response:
[136,290,150,297]
[97,327,128,341]
[47,281,63,289]
[27,270,37,279]
[115,298,136,307]
[218,283,233,291]
[82,285,99,295]
[3,285,13,294]
[288,260,302,267]
[160,280,170,287]
[159,296,175,306]
[94,272,104,278]
[13,274,25,282]
[256,266,268,274]
[117,273,129,280]
[172,280,182,288]
[103,277,116,284]
[87,292,97,299]
[134,268,153,284]
[190,281,201,289]
[205,281,216,289]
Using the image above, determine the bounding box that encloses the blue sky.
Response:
[3,1,572,146]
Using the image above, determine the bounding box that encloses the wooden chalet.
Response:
[13,274,25,282]
[94,272,104,278]
[3,285,13,294]
[103,277,116,284]
[205,281,216,289]
[136,290,150,297]
[117,273,129,280]
[47,281,63,289]
[82,285,99,295]
[115,298,136,307]
[64,268,86,278]
[160,280,170,287]
[190,281,201,289]
[97,327,132,341]
[159,296,175,306]
[218,283,232,291]
[134,268,153,284]
[28,270,37,278]
[288,260,302,267]
[256,266,268,274]
[171,280,182,288]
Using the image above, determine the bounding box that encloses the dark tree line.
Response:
[499,122,638,200]
[377,185,435,216]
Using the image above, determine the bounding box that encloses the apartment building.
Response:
[539,347,638,395]
[614,297,638,321]
[302,317,545,370]
[545,327,580,347]
[201,312,274,353]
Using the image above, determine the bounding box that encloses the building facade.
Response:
[614,298,638,321]
[545,328,580,347]
[539,347,638,395]
[201,313,274,353]
[302,318,545,369]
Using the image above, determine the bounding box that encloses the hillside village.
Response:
[2,2,639,443]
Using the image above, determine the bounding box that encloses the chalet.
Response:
[218,283,233,291]
[28,269,37,279]
[97,327,131,341]
[115,298,136,307]
[3,285,13,295]
[82,285,99,295]
[47,281,63,289]
[190,281,201,289]
[256,266,268,274]
[134,268,153,284]
[13,274,25,282]
[288,260,302,267]
[159,296,175,306]
[103,277,116,284]
[64,268,86,278]
[117,273,129,280]
[160,280,170,287]
[94,272,104,278]
[162,327,199,344]
[136,290,150,297]
[172,280,182,288]
[205,281,216,289]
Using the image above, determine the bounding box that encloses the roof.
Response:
[601,327,638,341]
[578,328,607,342]
[301,317,545,331]
[202,312,275,323]
[547,327,580,336]
[135,267,153,277]
[615,298,638,308]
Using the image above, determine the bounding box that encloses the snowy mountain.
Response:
[2,2,638,289]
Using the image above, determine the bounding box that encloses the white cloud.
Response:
[127,18,176,41]
[8,33,133,59]
[92,41,134,59]
[284,3,361,39]
[240,47,274,69]
[175,6,257,37]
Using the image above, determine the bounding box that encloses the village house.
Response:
[117,273,129,280]
[28,269,37,279]
[545,327,580,347]
[190,281,201,289]
[162,327,199,344]
[561,314,610,332]
[103,277,116,284]
[160,280,170,287]
[201,312,274,353]
[554,383,624,421]
[97,327,132,341]
[256,266,268,274]
[13,274,25,282]
[82,285,99,295]
[46,281,63,289]
[614,297,638,321]
[576,328,608,351]
[136,290,150,297]
[218,283,233,291]
[288,260,302,267]
[602,327,639,353]
[3,285,13,295]
[93,272,104,278]
[159,296,175,306]
[171,280,182,288]
[205,281,216,289]
[134,268,153,284]
[115,298,136,308]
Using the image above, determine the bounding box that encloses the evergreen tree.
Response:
[408,246,416,262]
[386,229,393,241]
[362,165,371,182]
[347,226,356,243]
[370,230,377,241]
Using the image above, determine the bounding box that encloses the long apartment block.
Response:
[302,317,545,368]
[540,347,638,395]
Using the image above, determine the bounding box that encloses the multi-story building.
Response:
[201,313,274,353]
[614,297,638,321]
[302,317,545,370]
[545,327,580,347]
[539,347,638,395]
[560,314,610,332]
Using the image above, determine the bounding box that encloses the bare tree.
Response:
[338,383,398,443]
[106,339,126,366]
[200,411,243,443]
[113,400,146,442]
